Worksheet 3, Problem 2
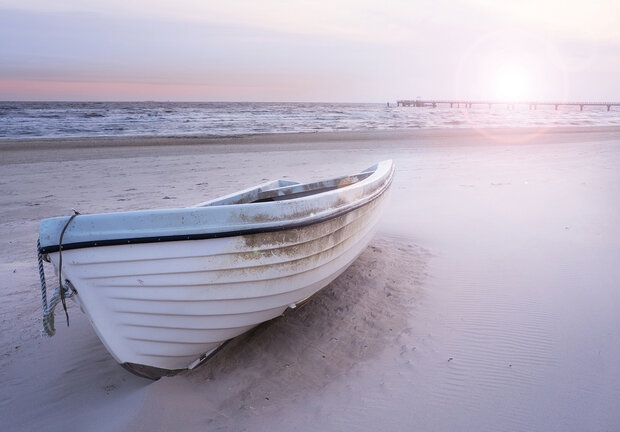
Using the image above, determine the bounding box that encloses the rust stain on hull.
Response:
[241,194,383,252]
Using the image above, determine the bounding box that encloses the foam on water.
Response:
[1,101,620,139]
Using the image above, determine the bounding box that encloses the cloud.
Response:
[1,1,618,100]
[461,0,620,42]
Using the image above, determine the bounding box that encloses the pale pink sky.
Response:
[0,0,618,102]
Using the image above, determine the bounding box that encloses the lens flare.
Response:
[453,31,570,142]
[496,67,529,101]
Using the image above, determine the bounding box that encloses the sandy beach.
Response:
[1,126,619,431]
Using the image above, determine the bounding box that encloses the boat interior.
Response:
[197,170,374,207]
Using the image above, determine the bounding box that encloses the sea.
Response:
[1,101,619,139]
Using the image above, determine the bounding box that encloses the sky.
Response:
[0,0,618,102]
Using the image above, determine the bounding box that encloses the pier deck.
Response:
[396,100,620,111]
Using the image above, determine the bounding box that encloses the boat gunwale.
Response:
[40,162,393,254]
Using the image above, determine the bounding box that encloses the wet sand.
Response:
[1,126,619,431]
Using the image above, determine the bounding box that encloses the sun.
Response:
[495,67,530,101]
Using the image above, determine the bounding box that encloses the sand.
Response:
[1,126,619,431]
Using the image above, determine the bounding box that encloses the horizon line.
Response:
[3,99,620,104]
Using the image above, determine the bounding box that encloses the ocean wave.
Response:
[1,102,619,139]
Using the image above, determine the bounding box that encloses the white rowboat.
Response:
[37,160,394,378]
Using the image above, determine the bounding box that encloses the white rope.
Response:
[37,239,74,337]
[37,210,80,336]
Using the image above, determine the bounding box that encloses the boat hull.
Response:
[48,189,389,374]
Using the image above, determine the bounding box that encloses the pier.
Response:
[396,100,620,111]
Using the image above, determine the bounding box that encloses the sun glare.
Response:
[496,68,529,101]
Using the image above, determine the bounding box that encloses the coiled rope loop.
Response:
[37,209,79,337]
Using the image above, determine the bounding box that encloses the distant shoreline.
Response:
[2,126,619,165]
[3,124,620,146]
